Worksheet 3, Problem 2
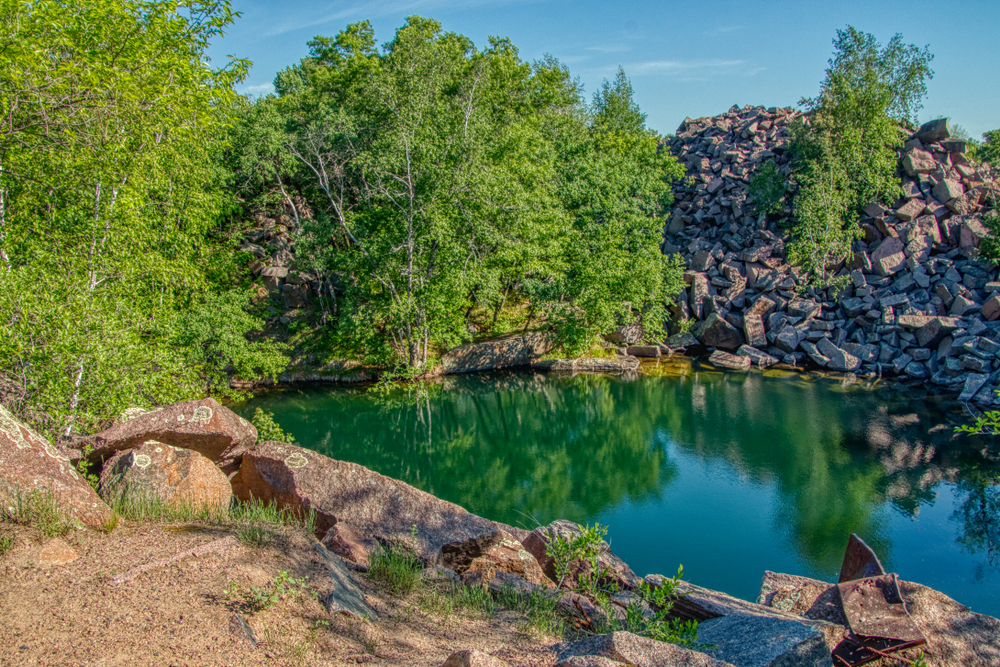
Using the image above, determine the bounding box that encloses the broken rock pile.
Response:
[662,107,1000,406]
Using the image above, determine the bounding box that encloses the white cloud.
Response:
[630,59,744,75]
[240,83,276,97]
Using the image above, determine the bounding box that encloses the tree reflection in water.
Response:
[238,363,1000,587]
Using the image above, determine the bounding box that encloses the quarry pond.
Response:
[237,360,1000,617]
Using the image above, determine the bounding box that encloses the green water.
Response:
[237,360,1000,616]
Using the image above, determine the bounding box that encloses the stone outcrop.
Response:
[532,357,641,373]
[758,570,1000,667]
[79,398,257,469]
[230,441,501,568]
[441,332,553,374]
[440,650,511,667]
[664,108,1000,406]
[463,529,552,587]
[98,440,232,510]
[0,405,114,529]
[555,632,736,667]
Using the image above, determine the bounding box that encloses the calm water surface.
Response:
[237,360,1000,617]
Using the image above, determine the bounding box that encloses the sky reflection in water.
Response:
[238,360,1000,616]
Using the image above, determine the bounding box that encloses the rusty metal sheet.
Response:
[838,533,886,583]
[832,573,926,666]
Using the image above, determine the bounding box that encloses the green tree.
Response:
[0,0,286,436]
[787,27,934,284]
[234,18,685,368]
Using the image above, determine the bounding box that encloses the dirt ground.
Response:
[0,523,560,667]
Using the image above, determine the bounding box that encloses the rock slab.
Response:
[0,405,114,529]
[80,398,257,467]
[231,441,500,567]
[314,542,378,620]
[555,632,736,667]
[442,332,553,374]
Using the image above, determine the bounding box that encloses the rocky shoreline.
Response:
[3,398,999,666]
[657,107,1000,406]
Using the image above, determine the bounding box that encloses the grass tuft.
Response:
[1,484,76,538]
[0,531,14,555]
[368,542,422,596]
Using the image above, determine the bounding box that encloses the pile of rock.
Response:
[661,107,1000,405]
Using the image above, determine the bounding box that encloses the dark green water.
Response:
[236,361,1000,617]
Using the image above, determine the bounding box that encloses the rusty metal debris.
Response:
[838,533,886,583]
[831,536,927,666]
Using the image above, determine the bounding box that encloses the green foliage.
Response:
[628,566,705,648]
[226,570,309,613]
[787,27,933,285]
[368,542,422,596]
[227,19,685,368]
[973,130,1000,170]
[75,444,101,491]
[0,0,288,437]
[251,407,297,443]
[747,161,787,217]
[544,522,615,595]
[956,392,1000,435]
[977,210,1000,262]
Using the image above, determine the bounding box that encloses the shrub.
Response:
[747,161,787,218]
[251,407,296,443]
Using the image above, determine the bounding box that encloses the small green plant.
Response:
[368,542,422,596]
[626,566,708,649]
[74,444,101,491]
[226,570,308,613]
[747,161,787,217]
[251,407,296,443]
[545,523,614,596]
[0,531,14,555]
[677,318,696,335]
[1,484,76,538]
[956,392,1000,435]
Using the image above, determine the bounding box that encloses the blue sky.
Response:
[208,0,998,138]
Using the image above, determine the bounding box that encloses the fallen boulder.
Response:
[442,332,553,374]
[463,529,552,587]
[99,440,232,510]
[533,357,641,373]
[708,350,752,371]
[694,313,744,350]
[79,398,257,469]
[0,405,114,529]
[231,441,500,568]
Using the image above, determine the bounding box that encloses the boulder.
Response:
[960,217,988,249]
[442,332,553,374]
[737,346,780,368]
[694,313,744,350]
[816,338,861,372]
[441,651,511,667]
[914,118,950,143]
[915,317,960,347]
[99,441,232,510]
[79,398,257,469]
[0,405,114,529]
[708,350,752,371]
[932,179,964,203]
[626,346,661,358]
[521,519,640,591]
[231,442,500,567]
[554,657,622,667]
[533,357,641,373]
[875,251,906,277]
[982,294,1000,321]
[555,632,735,667]
[871,236,904,263]
[759,570,1000,667]
[463,529,552,587]
[743,314,766,348]
[607,323,645,346]
[321,523,370,566]
[689,274,711,320]
[901,149,937,177]
[895,199,926,221]
[696,613,832,667]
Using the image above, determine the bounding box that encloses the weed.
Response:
[629,566,709,650]
[251,408,296,444]
[1,484,76,537]
[234,524,276,548]
[677,318,696,335]
[545,522,615,597]
[368,542,422,596]
[226,570,308,614]
[0,531,14,555]
[74,444,101,491]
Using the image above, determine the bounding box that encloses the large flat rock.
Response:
[231,441,500,568]
[442,332,553,374]
[0,405,114,529]
[78,398,257,467]
[554,631,736,667]
[758,570,1000,666]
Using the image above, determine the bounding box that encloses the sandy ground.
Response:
[0,523,559,667]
